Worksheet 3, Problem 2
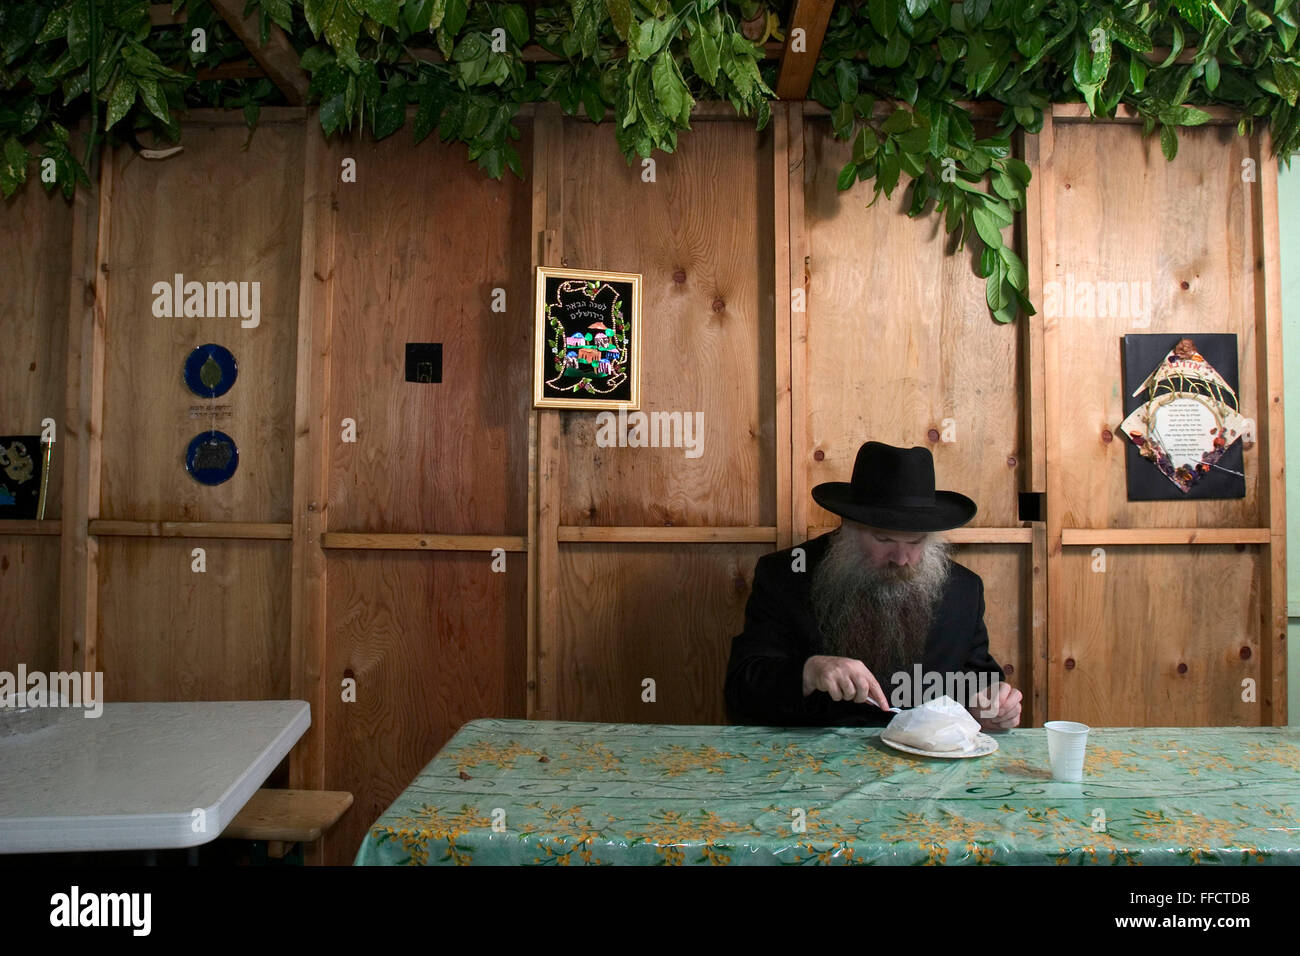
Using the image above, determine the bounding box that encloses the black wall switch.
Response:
[1018,491,1045,523]
[406,343,442,383]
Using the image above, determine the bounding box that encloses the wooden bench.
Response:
[222,789,353,861]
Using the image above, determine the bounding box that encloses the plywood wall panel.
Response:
[0,187,71,519]
[553,543,768,723]
[325,126,534,535]
[322,550,526,865]
[801,119,1023,531]
[1048,122,1258,529]
[0,180,73,676]
[556,120,776,528]
[96,538,290,700]
[1052,545,1259,726]
[0,538,61,672]
[98,123,304,522]
[949,546,1029,704]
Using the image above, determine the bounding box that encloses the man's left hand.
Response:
[969,680,1022,732]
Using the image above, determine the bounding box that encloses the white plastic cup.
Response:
[1044,720,1090,782]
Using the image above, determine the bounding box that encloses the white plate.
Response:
[879,732,999,759]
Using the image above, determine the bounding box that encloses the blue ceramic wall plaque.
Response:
[184,344,238,398]
[185,431,239,485]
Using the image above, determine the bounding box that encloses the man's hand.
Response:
[801,655,891,711]
[969,680,1022,731]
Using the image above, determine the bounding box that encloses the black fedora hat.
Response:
[811,441,977,533]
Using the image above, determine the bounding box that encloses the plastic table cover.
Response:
[353,718,1300,865]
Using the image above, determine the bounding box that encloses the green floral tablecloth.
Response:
[353,719,1300,865]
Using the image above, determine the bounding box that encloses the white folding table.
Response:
[0,700,310,853]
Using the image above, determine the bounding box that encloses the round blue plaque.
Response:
[185,431,239,485]
[183,344,238,398]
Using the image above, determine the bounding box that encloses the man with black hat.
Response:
[724,440,1022,730]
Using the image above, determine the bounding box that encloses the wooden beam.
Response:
[1257,129,1287,725]
[288,112,335,864]
[59,128,108,677]
[208,0,309,105]
[557,526,779,543]
[808,526,1034,544]
[320,533,527,552]
[0,521,60,536]
[1060,528,1272,546]
[88,520,292,539]
[776,0,836,100]
[1052,103,1239,124]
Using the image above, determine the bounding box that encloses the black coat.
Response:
[724,533,1005,727]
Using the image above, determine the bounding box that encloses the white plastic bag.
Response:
[881,695,981,752]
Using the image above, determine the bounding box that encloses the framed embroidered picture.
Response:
[533,266,641,410]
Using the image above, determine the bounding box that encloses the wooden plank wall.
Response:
[87,114,303,704]
[1037,107,1284,726]
[302,116,534,863]
[0,100,1286,867]
[0,178,71,675]
[536,107,777,724]
[796,109,1033,710]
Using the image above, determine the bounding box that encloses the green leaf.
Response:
[1003,157,1031,187]
[403,0,434,32]
[105,75,136,131]
[905,0,933,16]
[998,243,1028,288]
[1130,55,1148,92]
[358,0,401,29]
[896,124,929,153]
[1273,60,1300,105]
[837,161,858,190]
[375,86,406,138]
[879,150,901,196]
[137,77,169,123]
[503,5,530,46]
[445,0,468,35]
[606,0,633,41]
[881,107,912,134]
[1160,124,1178,160]
[868,0,900,36]
[1110,18,1153,52]
[430,0,448,32]
[835,60,858,101]
[986,269,1009,311]
[0,137,29,198]
[305,0,364,70]
[884,31,909,68]
[689,22,720,85]
[651,53,684,123]
[970,204,1003,248]
[832,102,854,137]
[853,126,880,163]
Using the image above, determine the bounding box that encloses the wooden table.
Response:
[0,700,310,853]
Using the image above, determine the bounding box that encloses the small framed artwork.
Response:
[534,266,641,410]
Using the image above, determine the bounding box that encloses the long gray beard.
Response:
[809,529,952,688]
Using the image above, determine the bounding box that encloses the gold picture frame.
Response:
[533,266,641,410]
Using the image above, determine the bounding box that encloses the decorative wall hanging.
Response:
[1119,335,1247,500]
[183,343,238,398]
[185,430,239,486]
[0,435,51,519]
[534,266,641,410]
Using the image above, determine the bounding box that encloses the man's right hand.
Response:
[801,655,892,711]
